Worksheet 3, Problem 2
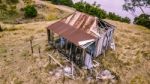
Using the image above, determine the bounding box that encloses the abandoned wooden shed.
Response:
[47,11,115,68]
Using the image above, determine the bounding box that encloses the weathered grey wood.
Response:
[65,40,68,54]
[74,47,78,63]
[82,49,86,66]
[47,29,50,43]
[52,32,54,46]
[50,30,52,41]
[71,61,74,79]
[69,43,73,61]
[48,54,63,67]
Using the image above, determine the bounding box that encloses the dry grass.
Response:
[0,19,149,84]
[0,21,85,84]
[0,21,64,83]
[0,0,70,24]
[0,1,150,83]
[99,20,150,84]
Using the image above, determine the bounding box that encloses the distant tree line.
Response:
[49,0,131,23]
[49,0,73,7]
[74,2,107,19]
[107,12,131,23]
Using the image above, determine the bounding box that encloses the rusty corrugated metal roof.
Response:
[47,21,97,46]
[47,12,115,46]
[61,12,96,33]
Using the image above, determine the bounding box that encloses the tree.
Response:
[134,14,150,29]
[123,0,150,14]
[107,12,131,23]
[74,2,107,19]
[24,5,37,18]
[122,17,131,23]
[60,0,73,6]
[50,0,73,7]
[50,0,59,4]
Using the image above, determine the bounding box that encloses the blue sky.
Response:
[73,0,150,21]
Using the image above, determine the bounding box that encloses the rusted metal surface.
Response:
[47,12,115,47]
[47,21,97,46]
[61,12,96,33]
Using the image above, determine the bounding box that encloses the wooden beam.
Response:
[49,30,52,42]
[52,32,54,46]
[48,54,63,68]
[74,46,78,63]
[82,48,86,66]
[47,29,50,43]
[69,43,73,61]
[65,40,68,54]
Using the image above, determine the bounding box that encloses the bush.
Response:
[60,0,73,6]
[134,14,150,29]
[122,17,130,23]
[49,0,130,23]
[107,12,130,23]
[74,2,107,19]
[24,5,37,18]
[50,0,73,7]
[50,0,59,4]
[107,12,122,21]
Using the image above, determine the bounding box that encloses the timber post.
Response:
[82,48,86,66]
[38,46,41,58]
[29,36,34,54]
[47,29,50,44]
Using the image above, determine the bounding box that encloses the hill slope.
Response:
[0,0,70,23]
[0,1,150,84]
[0,19,149,84]
[102,19,150,84]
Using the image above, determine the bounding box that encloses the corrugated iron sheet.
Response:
[47,21,97,46]
[61,12,96,33]
[47,12,115,47]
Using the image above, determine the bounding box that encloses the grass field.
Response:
[0,0,150,84]
[0,0,69,24]
[100,20,150,84]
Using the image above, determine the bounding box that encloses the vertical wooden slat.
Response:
[82,48,86,66]
[65,40,68,55]
[47,29,50,43]
[69,43,73,61]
